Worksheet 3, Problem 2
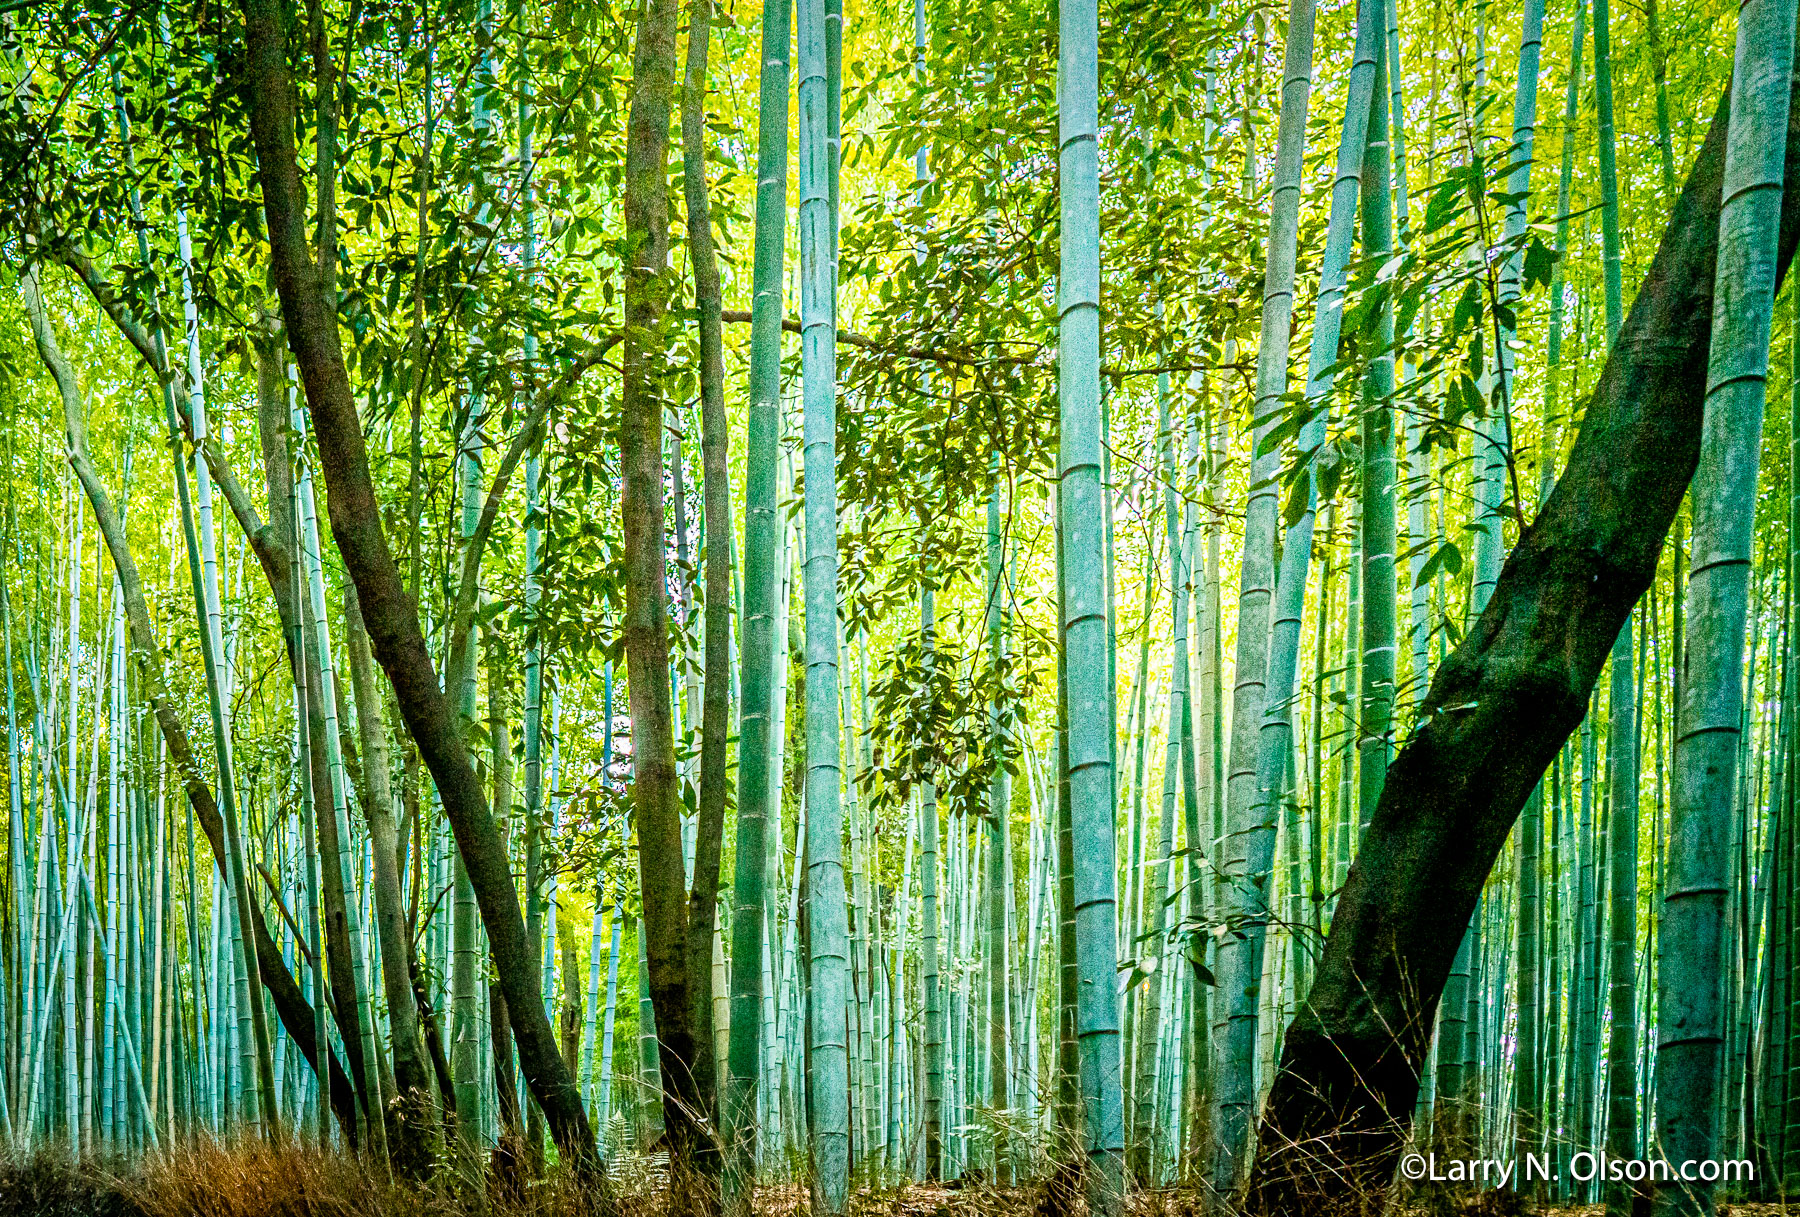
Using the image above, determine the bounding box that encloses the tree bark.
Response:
[682,0,732,1149]
[487,633,526,1151]
[74,264,380,1134]
[620,0,712,1196]
[345,583,438,1171]
[1246,63,1800,1214]
[237,0,597,1164]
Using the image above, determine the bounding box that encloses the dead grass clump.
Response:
[0,1150,145,1217]
[0,1142,613,1217]
[126,1141,431,1217]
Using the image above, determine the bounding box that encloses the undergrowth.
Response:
[0,1145,1789,1217]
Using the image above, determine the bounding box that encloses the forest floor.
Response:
[0,1147,1791,1217]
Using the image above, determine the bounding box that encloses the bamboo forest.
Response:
[4,0,1800,1209]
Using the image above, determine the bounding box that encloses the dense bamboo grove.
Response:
[2,0,1799,1212]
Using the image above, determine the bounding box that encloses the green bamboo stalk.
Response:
[1517,776,1543,1186]
[637,921,665,1142]
[174,194,279,1139]
[1787,284,1800,1195]
[1659,6,1794,1208]
[1057,0,1123,1201]
[1605,622,1639,1217]
[519,4,549,1160]
[1592,0,1625,346]
[723,0,790,1195]
[598,896,623,1138]
[985,466,1012,1180]
[1145,701,1182,1180]
[1574,694,1598,1167]
[797,0,850,1195]
[287,406,332,1149]
[1132,388,1189,1186]
[103,585,122,1143]
[1356,0,1396,836]
[1495,0,1547,409]
[1050,495,1080,1211]
[1541,0,1584,507]
[1217,0,1372,1190]
[294,405,390,1169]
[1216,0,1322,1136]
[920,588,944,1180]
[1120,540,1156,1166]
[1644,0,1677,196]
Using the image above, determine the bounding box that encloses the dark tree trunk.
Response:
[561,931,584,1076]
[248,326,382,1141]
[344,584,439,1174]
[682,0,732,1146]
[620,0,714,1204]
[238,0,597,1166]
[488,645,524,1150]
[1246,61,1800,1215]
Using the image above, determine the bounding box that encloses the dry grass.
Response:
[0,1142,598,1217]
[0,1146,1792,1217]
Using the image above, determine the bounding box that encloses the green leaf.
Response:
[1415,541,1464,588]
[1523,235,1559,292]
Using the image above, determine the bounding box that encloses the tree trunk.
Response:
[1245,58,1800,1215]
[682,0,732,1167]
[237,0,597,1164]
[487,637,527,1156]
[615,0,710,1190]
[345,585,436,1171]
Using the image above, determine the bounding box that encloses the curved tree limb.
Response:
[1246,59,1800,1214]
[20,264,362,1145]
[440,346,609,698]
[238,0,598,1165]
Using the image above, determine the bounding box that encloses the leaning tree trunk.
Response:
[237,0,597,1163]
[20,267,363,1143]
[1245,48,1800,1216]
